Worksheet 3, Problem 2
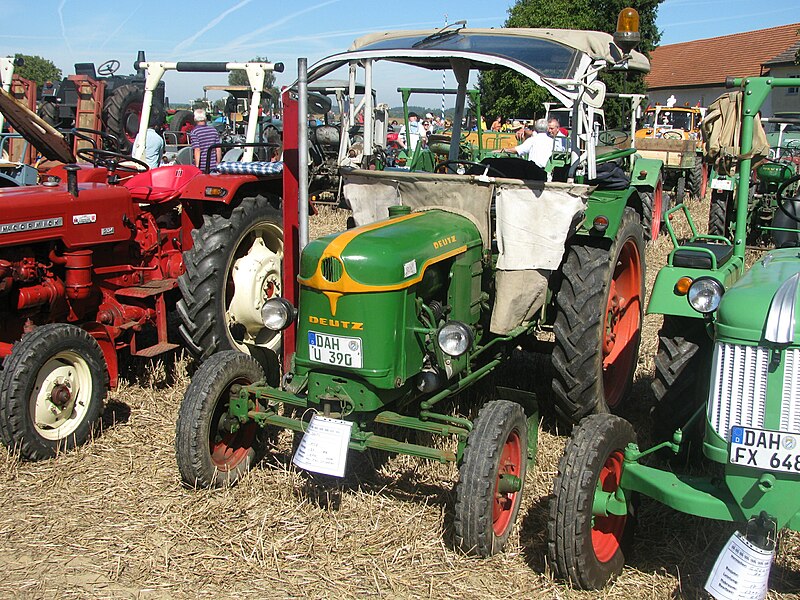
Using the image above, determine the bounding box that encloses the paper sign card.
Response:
[292,415,353,477]
[705,530,773,600]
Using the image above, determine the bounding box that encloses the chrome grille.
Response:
[321,257,343,282]
[781,349,800,432]
[707,342,768,440]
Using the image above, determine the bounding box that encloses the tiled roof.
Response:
[646,22,800,90]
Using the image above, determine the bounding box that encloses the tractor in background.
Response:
[548,76,800,592]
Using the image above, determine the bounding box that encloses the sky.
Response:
[2,0,800,107]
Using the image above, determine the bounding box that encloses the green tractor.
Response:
[548,76,800,590]
[175,11,661,554]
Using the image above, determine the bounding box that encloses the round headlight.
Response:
[260,297,296,330]
[687,277,724,314]
[437,321,473,357]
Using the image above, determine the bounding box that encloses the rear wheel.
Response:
[0,324,107,460]
[687,156,706,199]
[104,84,162,153]
[168,110,195,145]
[708,189,734,237]
[37,102,59,128]
[547,414,635,590]
[177,196,284,363]
[640,173,664,241]
[454,399,527,557]
[675,174,686,205]
[175,351,267,488]
[551,208,645,424]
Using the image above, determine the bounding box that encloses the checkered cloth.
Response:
[215,161,284,176]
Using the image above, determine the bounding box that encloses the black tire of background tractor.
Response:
[168,110,195,143]
[547,414,636,590]
[104,84,163,153]
[551,208,645,426]
[454,399,527,557]
[687,157,703,199]
[675,174,686,205]
[708,189,733,237]
[37,101,59,127]
[177,196,283,364]
[175,351,267,488]
[0,324,107,460]
[639,173,664,241]
[650,316,711,459]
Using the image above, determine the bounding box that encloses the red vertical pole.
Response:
[281,88,299,371]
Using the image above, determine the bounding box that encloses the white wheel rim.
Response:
[30,350,93,440]
[227,222,284,354]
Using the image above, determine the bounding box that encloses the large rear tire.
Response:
[104,84,163,153]
[640,173,665,241]
[168,110,195,145]
[0,324,107,460]
[454,399,527,557]
[175,351,267,488]
[551,208,645,425]
[547,414,636,590]
[177,196,284,363]
[37,101,59,128]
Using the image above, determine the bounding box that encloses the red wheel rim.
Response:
[602,238,642,408]
[492,430,523,536]
[651,178,663,239]
[591,450,627,563]
[700,163,708,198]
[209,377,256,472]
[123,102,144,143]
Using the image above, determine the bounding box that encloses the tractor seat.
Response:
[672,241,734,269]
[122,164,202,202]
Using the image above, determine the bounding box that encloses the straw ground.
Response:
[1,203,799,599]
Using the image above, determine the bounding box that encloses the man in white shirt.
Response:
[399,112,426,153]
[497,118,554,168]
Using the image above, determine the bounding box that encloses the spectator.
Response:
[496,119,554,168]
[490,116,503,132]
[132,113,165,169]
[191,108,222,171]
[547,118,568,151]
[399,112,426,152]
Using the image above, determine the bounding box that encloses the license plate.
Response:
[308,331,362,368]
[710,178,733,191]
[729,426,800,474]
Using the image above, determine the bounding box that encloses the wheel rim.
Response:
[123,102,143,142]
[651,179,663,239]
[591,450,626,563]
[209,376,257,472]
[226,220,284,355]
[30,350,93,440]
[602,238,642,408]
[492,429,523,537]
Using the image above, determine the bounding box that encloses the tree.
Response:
[13,54,61,87]
[478,0,663,128]
[228,56,277,91]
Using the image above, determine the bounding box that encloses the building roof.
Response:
[646,22,800,90]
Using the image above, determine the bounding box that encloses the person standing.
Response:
[132,113,164,169]
[191,108,222,171]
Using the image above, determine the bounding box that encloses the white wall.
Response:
[769,65,800,115]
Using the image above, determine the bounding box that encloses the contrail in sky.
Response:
[57,0,73,55]
[173,0,253,54]
[101,2,144,50]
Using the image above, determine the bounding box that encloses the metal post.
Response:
[363,59,373,161]
[298,58,309,250]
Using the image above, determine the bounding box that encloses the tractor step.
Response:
[115,279,178,298]
[132,342,179,357]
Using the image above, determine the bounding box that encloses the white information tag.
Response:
[710,178,734,191]
[705,530,773,600]
[292,415,353,477]
[403,259,417,278]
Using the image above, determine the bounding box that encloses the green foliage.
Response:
[13,54,61,87]
[228,56,277,91]
[477,0,663,128]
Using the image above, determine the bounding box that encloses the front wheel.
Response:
[547,414,636,590]
[177,196,284,363]
[0,324,108,460]
[551,208,645,424]
[708,189,734,238]
[453,399,527,557]
[640,173,665,241]
[687,156,707,199]
[175,351,267,488]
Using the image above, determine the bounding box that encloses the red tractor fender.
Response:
[82,322,119,389]
[180,172,282,205]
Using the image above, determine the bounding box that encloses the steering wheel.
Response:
[661,130,684,140]
[776,173,800,224]
[97,59,120,76]
[71,127,121,152]
[598,130,629,146]
[76,147,149,173]
[436,159,507,178]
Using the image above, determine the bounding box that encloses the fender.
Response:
[82,322,119,388]
[630,156,663,191]
[180,172,281,204]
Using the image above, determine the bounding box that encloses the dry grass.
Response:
[1,203,799,599]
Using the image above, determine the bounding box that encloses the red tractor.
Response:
[0,61,286,460]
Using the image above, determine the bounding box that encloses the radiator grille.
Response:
[707,342,768,441]
[321,257,343,282]
[781,349,800,432]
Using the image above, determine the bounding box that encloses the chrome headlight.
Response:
[260,298,296,330]
[687,277,724,314]
[437,321,473,357]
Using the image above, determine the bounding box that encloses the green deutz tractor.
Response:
[175,11,661,555]
[548,76,800,590]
